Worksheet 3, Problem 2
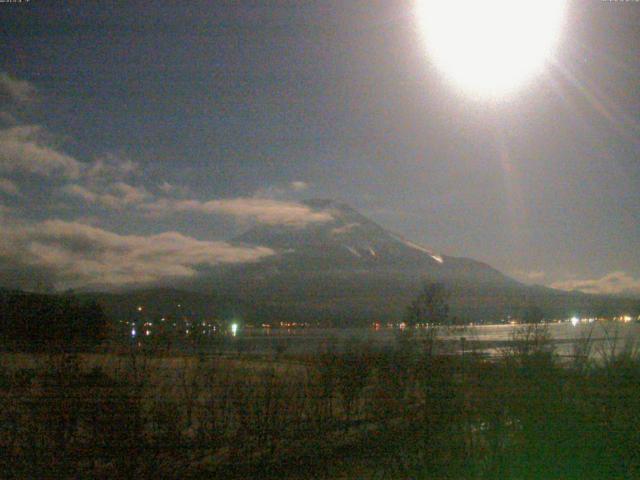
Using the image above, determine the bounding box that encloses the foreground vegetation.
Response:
[1,323,639,479]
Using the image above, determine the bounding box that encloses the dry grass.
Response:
[1,329,640,479]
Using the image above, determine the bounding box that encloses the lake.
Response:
[228,321,640,358]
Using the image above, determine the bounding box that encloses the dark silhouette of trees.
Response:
[522,304,544,324]
[405,282,450,327]
[1,326,639,478]
[0,291,108,352]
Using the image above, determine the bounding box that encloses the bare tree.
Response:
[406,282,450,355]
[405,282,450,328]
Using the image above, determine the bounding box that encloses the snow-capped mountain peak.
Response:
[235,199,445,268]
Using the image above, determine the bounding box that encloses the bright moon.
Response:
[416,0,567,98]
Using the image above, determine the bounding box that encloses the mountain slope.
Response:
[183,199,629,325]
[233,199,515,286]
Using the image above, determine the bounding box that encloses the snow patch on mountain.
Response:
[344,245,362,258]
[332,223,360,235]
[390,234,444,264]
[431,253,444,264]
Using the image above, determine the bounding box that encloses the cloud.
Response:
[0,125,81,178]
[62,182,150,209]
[253,180,311,198]
[62,184,98,203]
[142,197,333,227]
[514,269,546,282]
[113,182,148,203]
[158,180,191,196]
[159,181,175,193]
[83,154,138,182]
[525,271,546,282]
[59,154,150,209]
[0,177,19,196]
[551,271,640,296]
[0,219,274,290]
[0,73,36,104]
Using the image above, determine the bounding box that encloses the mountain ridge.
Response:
[232,198,516,286]
[176,199,637,325]
[5,200,636,325]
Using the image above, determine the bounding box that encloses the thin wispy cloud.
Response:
[0,125,81,178]
[142,197,332,227]
[0,72,36,104]
[64,176,331,227]
[0,218,274,290]
[158,180,191,196]
[551,271,640,296]
[0,75,328,233]
[254,180,311,199]
[83,154,138,182]
[62,182,150,209]
[0,73,80,182]
[513,269,546,283]
[525,271,546,282]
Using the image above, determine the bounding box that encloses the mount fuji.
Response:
[176,199,619,325]
[232,199,513,286]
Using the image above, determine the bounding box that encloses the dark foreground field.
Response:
[1,325,639,479]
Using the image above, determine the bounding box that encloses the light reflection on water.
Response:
[234,321,640,357]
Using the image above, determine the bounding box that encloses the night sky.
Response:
[1,1,639,295]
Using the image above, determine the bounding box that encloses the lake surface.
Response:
[229,321,640,357]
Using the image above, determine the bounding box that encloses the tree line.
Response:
[0,290,107,353]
